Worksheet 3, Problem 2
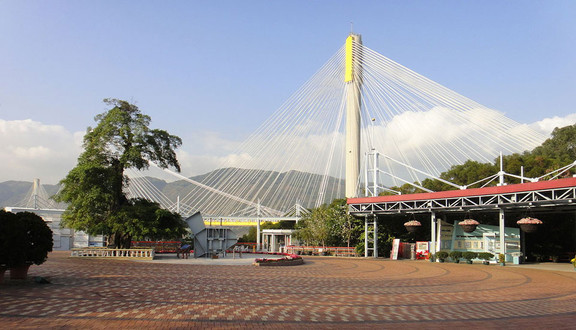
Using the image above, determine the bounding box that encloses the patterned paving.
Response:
[1,251,575,329]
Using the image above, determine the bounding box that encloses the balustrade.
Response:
[70,247,155,260]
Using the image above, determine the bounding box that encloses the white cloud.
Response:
[4,111,576,187]
[529,114,576,136]
[0,119,84,184]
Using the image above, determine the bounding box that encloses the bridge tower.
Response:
[345,33,363,198]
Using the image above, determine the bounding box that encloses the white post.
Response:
[373,214,378,258]
[430,211,437,257]
[364,215,369,257]
[499,208,506,259]
[256,199,261,251]
[498,151,505,186]
[373,150,378,197]
[364,152,369,197]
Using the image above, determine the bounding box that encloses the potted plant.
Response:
[462,251,478,264]
[404,220,422,233]
[478,252,494,265]
[498,253,506,266]
[571,255,575,271]
[0,211,53,280]
[435,250,449,263]
[458,219,479,233]
[516,217,542,233]
[449,250,463,263]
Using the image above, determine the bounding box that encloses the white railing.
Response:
[70,247,155,260]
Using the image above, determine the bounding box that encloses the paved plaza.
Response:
[1,251,575,329]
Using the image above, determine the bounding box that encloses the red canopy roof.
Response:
[347,177,576,204]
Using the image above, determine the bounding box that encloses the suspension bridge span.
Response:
[9,33,555,251]
[124,33,545,222]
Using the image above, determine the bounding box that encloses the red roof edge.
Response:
[347,177,576,204]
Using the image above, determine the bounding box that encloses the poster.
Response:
[391,238,400,260]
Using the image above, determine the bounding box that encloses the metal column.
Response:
[373,214,378,258]
[499,208,506,258]
[364,214,377,257]
[364,215,369,257]
[430,211,437,257]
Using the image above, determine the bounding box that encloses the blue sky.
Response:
[1,1,575,183]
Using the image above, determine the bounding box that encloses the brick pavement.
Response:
[0,251,575,329]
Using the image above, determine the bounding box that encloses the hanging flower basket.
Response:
[517,217,542,233]
[404,220,422,233]
[459,219,479,233]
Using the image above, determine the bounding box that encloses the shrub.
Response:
[463,251,478,261]
[0,211,53,267]
[477,252,494,261]
[449,250,463,262]
[436,250,449,261]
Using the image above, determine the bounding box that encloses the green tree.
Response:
[328,199,362,248]
[293,199,362,248]
[294,206,332,247]
[55,99,184,248]
[422,160,498,191]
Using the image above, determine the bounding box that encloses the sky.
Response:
[1,1,575,184]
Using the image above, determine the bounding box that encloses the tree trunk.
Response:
[107,232,131,249]
[119,233,132,249]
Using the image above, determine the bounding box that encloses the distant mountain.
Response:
[157,167,345,215]
[0,181,61,208]
[1,168,345,214]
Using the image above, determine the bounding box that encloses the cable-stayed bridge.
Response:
[124,33,545,220]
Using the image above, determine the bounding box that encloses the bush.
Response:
[436,250,449,261]
[449,250,463,262]
[463,251,478,261]
[0,211,53,267]
[477,252,494,261]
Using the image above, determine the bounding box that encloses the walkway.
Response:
[1,252,575,329]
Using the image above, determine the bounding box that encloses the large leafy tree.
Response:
[55,99,185,248]
[294,199,362,248]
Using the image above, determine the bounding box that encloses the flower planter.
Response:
[253,258,304,266]
[459,219,479,233]
[9,264,31,280]
[466,260,473,264]
[253,255,304,267]
[461,225,477,233]
[517,217,542,233]
[518,224,539,233]
[405,226,418,233]
[404,220,421,233]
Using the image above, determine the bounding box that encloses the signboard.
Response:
[416,241,430,259]
[390,238,400,260]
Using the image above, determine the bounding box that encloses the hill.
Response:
[1,168,345,213]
